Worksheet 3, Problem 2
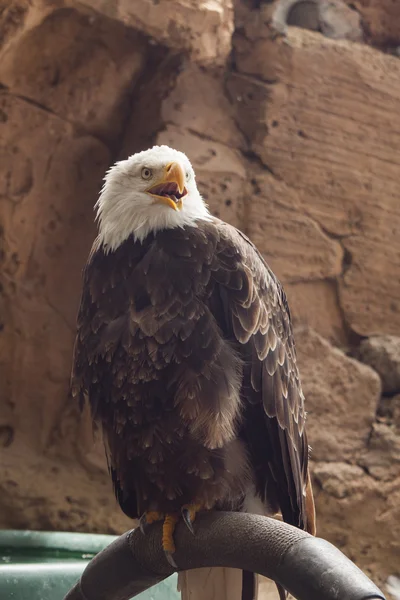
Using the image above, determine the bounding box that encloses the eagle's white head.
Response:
[96,145,211,250]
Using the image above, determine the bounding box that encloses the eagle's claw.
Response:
[139,513,149,535]
[140,507,201,568]
[165,550,178,568]
[139,510,164,535]
[181,507,195,535]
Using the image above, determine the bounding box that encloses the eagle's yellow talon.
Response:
[162,513,179,555]
[139,510,164,534]
[182,503,201,522]
[181,503,202,534]
[141,505,204,566]
[146,510,164,524]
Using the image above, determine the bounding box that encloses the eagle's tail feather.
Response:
[178,567,259,600]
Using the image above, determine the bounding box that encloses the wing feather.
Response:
[209,220,315,533]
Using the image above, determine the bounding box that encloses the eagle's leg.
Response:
[162,513,180,567]
[140,507,202,567]
[139,510,164,534]
[181,503,202,535]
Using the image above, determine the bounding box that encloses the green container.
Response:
[0,530,179,600]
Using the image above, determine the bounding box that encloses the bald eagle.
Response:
[71,145,316,600]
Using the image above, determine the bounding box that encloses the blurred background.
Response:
[0,0,399,597]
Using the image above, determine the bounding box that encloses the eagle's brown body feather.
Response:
[72,218,315,536]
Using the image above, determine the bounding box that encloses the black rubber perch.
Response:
[63,511,386,600]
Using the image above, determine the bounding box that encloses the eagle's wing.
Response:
[71,239,131,416]
[71,238,145,519]
[210,220,316,534]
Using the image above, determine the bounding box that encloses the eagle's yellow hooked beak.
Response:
[146,162,187,211]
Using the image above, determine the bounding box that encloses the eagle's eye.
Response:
[141,167,153,180]
[185,171,191,181]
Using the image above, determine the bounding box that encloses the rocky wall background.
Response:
[0,0,399,597]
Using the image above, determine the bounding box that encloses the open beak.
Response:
[146,162,187,211]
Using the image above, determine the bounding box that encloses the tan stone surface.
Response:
[0,8,148,145]
[0,1,39,53]
[248,174,344,283]
[0,93,110,449]
[392,395,400,428]
[296,328,381,462]
[0,0,233,65]
[346,0,400,50]
[161,63,246,149]
[233,28,400,337]
[313,462,400,581]
[76,0,234,65]
[0,439,131,533]
[359,422,400,482]
[284,280,348,347]
[378,394,400,427]
[356,335,400,395]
